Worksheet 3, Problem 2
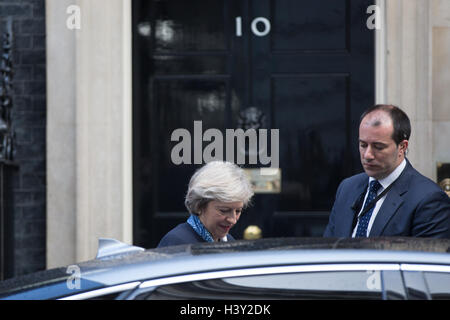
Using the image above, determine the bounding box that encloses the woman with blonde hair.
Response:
[157,161,254,247]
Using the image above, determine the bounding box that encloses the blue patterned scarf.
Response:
[187,214,214,242]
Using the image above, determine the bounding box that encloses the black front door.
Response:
[133,0,375,248]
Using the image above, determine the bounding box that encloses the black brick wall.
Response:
[0,0,46,277]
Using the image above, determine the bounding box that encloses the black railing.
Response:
[0,19,15,162]
[0,18,17,281]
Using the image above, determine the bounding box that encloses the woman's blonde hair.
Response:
[184,161,254,215]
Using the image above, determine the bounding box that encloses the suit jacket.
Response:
[157,222,235,248]
[323,160,450,238]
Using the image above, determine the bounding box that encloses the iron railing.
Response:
[0,18,17,280]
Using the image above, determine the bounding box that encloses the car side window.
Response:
[135,270,392,300]
[402,271,430,299]
[423,272,450,300]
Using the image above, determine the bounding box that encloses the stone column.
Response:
[382,0,434,179]
[432,0,450,176]
[46,0,133,267]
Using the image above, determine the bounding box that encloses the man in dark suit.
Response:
[324,105,450,238]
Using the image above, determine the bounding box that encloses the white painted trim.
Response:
[122,0,133,245]
[375,0,387,104]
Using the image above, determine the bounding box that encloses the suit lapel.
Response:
[369,162,411,236]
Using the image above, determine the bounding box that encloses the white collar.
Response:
[369,159,407,189]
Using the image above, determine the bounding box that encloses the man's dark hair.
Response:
[360,104,411,145]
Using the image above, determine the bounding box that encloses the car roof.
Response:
[1,237,449,299]
[80,237,450,283]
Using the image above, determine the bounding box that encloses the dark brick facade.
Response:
[0,0,46,278]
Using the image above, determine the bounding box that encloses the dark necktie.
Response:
[355,180,382,237]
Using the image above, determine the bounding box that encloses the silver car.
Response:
[0,237,449,300]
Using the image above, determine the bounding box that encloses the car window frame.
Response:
[59,281,141,300]
[125,263,402,300]
[58,263,450,300]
